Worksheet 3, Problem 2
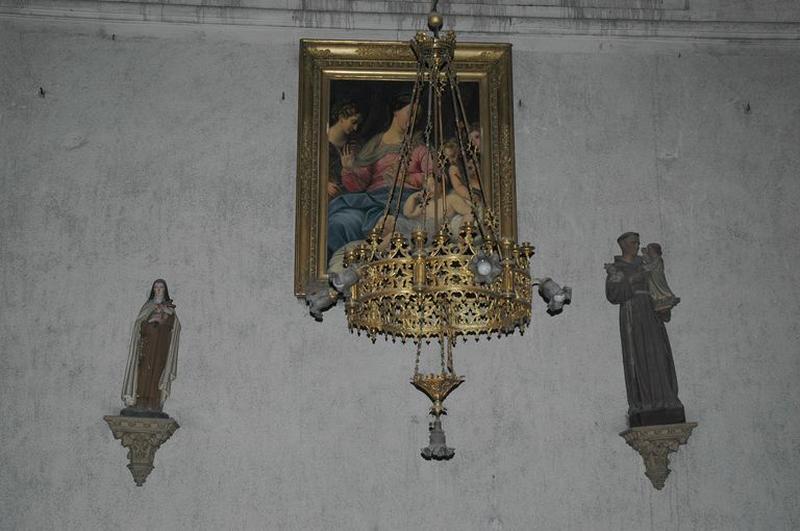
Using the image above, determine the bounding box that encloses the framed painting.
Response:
[294,38,517,297]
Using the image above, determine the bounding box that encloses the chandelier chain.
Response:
[414,338,422,376]
[378,63,425,236]
[447,333,454,373]
[439,330,446,374]
[422,79,435,236]
[445,70,485,240]
[448,70,491,219]
[436,73,449,229]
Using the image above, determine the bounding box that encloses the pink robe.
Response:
[341,144,431,193]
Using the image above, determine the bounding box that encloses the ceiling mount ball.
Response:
[428,12,443,33]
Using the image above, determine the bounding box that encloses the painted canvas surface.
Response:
[325,79,481,270]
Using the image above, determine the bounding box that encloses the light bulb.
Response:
[477,260,492,276]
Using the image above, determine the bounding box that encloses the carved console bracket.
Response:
[104,415,179,486]
[620,422,697,490]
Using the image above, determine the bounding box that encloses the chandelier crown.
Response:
[344,221,534,343]
[412,30,456,70]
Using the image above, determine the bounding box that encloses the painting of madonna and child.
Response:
[326,79,483,273]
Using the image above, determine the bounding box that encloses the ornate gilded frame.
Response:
[294,38,517,297]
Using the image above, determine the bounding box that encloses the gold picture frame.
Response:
[294,38,517,297]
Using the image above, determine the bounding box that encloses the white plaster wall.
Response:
[1,12,799,531]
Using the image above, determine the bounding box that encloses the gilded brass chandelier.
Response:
[312,2,570,460]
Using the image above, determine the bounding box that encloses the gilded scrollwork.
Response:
[499,124,515,220]
[487,81,502,227]
[344,226,532,341]
[298,128,313,216]
[306,47,332,59]
[354,45,414,61]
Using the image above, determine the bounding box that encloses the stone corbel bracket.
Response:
[620,422,697,490]
[104,415,179,486]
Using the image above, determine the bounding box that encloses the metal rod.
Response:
[423,76,434,236]
[446,70,487,243]
[449,70,502,245]
[432,68,441,231]
[449,71,488,209]
[436,75,448,229]
[378,64,424,235]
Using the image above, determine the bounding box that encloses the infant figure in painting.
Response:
[402,174,473,233]
[121,279,181,418]
[641,242,681,321]
[443,139,481,206]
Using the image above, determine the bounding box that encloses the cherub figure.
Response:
[641,242,681,321]
[442,140,482,205]
[402,174,473,230]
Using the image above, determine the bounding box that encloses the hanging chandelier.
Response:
[309,1,571,460]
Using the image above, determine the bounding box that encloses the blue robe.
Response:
[327,134,420,260]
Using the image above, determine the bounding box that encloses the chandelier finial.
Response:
[428,1,443,37]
